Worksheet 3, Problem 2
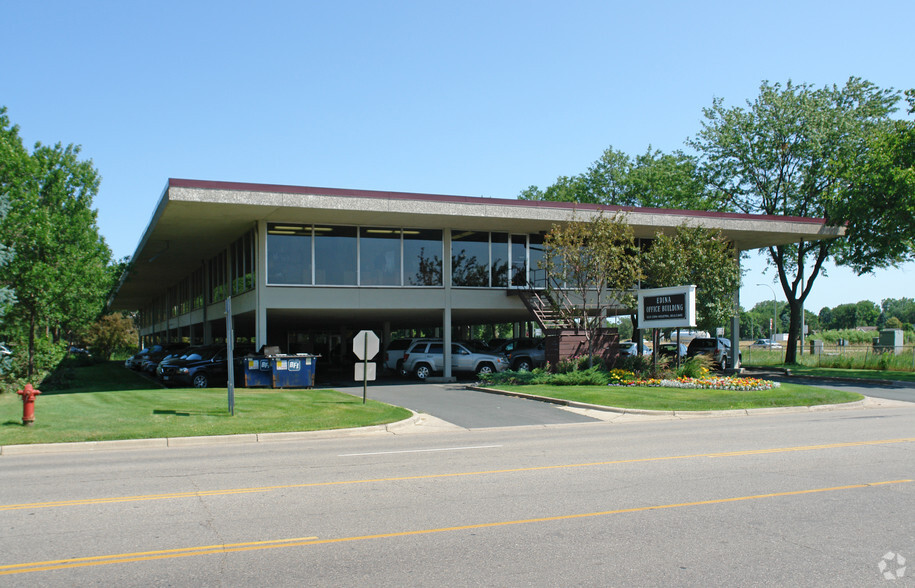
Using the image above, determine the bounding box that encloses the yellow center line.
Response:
[1,479,910,576]
[2,437,913,512]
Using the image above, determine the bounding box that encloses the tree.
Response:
[0,108,114,377]
[690,78,909,362]
[540,213,643,366]
[82,312,138,360]
[641,225,740,332]
[830,90,915,273]
[520,145,726,211]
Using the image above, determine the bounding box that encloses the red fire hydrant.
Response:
[17,383,41,426]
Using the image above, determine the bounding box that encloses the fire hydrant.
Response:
[17,383,41,426]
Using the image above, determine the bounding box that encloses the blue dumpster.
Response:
[271,354,317,388]
[243,354,318,388]
[243,357,274,388]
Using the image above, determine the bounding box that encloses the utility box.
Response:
[875,329,904,355]
[809,339,824,355]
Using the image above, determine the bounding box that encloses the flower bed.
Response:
[607,370,780,391]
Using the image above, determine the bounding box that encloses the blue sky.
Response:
[2,0,913,314]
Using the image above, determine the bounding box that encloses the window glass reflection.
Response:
[491,233,508,287]
[267,224,311,285]
[404,229,442,286]
[360,228,402,285]
[451,230,490,287]
[315,226,357,285]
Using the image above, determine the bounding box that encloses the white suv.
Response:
[402,340,508,379]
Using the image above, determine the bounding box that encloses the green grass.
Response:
[0,361,411,446]
[489,383,863,411]
[779,365,915,383]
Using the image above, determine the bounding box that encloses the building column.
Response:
[255,220,268,351]
[730,246,741,369]
[443,228,453,379]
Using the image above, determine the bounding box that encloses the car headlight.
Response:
[177,367,189,375]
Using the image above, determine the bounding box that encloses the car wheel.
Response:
[513,358,532,372]
[396,359,407,377]
[476,362,495,376]
[192,373,209,388]
[414,364,432,380]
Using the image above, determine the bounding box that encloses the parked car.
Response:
[140,344,190,374]
[619,341,652,357]
[488,338,542,357]
[402,340,508,380]
[157,344,252,388]
[507,339,546,371]
[686,337,739,368]
[658,342,688,359]
[125,345,163,369]
[750,338,783,349]
[382,338,420,376]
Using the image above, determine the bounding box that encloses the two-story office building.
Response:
[110,178,842,373]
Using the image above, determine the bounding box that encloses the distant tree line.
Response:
[739,298,914,340]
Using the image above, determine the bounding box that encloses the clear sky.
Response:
[2,0,913,315]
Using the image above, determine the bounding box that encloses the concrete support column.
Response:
[443,228,453,378]
[730,246,741,369]
[255,220,268,350]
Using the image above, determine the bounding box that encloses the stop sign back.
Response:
[352,330,380,360]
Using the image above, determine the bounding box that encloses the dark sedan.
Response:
[157,344,251,388]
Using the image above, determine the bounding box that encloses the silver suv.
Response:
[402,340,508,379]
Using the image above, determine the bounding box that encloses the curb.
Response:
[0,413,423,456]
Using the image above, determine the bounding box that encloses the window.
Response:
[267,224,311,285]
[451,230,490,287]
[403,229,442,286]
[490,232,508,287]
[360,227,402,286]
[315,226,357,285]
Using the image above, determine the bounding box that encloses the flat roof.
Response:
[111,178,844,310]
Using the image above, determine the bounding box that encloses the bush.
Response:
[677,355,712,379]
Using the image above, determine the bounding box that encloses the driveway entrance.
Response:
[334,381,600,429]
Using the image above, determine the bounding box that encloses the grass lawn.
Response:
[0,361,411,446]
[780,365,915,384]
[488,383,863,411]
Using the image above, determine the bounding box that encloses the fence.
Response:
[740,343,915,372]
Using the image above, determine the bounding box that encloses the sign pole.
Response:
[225,297,235,416]
[363,334,368,404]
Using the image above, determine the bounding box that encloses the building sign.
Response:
[638,286,697,329]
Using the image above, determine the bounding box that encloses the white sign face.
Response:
[352,330,380,360]
[638,285,697,329]
[354,362,377,381]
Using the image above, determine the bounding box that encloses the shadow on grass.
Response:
[2,420,25,427]
[153,409,227,417]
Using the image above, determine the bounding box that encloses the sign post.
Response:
[225,297,235,416]
[352,330,380,404]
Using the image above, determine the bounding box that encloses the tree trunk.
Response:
[28,311,36,379]
[784,299,803,363]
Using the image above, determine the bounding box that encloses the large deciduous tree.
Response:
[0,107,114,377]
[540,213,643,367]
[689,78,912,362]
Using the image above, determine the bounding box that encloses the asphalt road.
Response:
[2,388,914,586]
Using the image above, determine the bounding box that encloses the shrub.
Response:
[677,355,712,379]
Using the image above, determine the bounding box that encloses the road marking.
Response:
[2,437,913,512]
[339,444,502,456]
[1,479,909,576]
